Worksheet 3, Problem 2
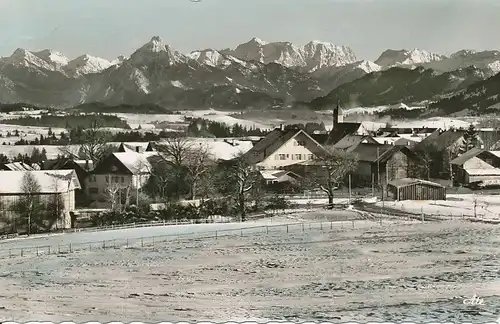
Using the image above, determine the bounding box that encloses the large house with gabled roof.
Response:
[240,126,328,169]
[86,151,158,204]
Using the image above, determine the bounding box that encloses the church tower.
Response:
[333,100,344,128]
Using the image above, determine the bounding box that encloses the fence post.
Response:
[266,226,269,234]
[152,237,154,246]
[89,244,91,251]
[330,222,332,229]
[352,220,355,228]
[36,246,39,256]
[309,223,311,230]
[302,223,304,232]
[114,239,116,248]
[320,222,323,230]
[48,246,50,255]
[126,239,129,248]
[286,224,289,233]
[58,245,60,254]
[240,230,243,237]
[21,248,23,257]
[9,249,11,258]
[103,240,106,249]
[141,237,144,247]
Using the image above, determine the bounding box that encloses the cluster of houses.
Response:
[2,106,500,231]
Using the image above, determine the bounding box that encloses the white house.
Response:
[0,170,81,231]
[86,151,158,204]
[240,127,327,169]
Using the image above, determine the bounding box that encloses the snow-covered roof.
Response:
[3,162,34,171]
[157,138,253,161]
[0,170,80,194]
[113,151,158,174]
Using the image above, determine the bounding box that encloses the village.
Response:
[0,104,499,235]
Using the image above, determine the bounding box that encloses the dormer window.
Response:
[296,140,306,146]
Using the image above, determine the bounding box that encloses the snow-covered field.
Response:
[0,217,499,322]
[375,194,500,220]
[0,218,296,255]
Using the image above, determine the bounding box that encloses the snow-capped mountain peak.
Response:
[354,60,381,73]
[375,48,445,67]
[64,54,114,77]
[5,48,59,71]
[451,49,477,58]
[187,49,240,68]
[129,36,185,66]
[249,37,267,46]
[224,38,358,72]
[32,49,69,69]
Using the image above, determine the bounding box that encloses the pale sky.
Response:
[1,0,500,61]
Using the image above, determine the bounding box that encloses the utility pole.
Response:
[371,173,375,196]
[377,147,381,199]
[348,174,352,204]
[449,150,454,188]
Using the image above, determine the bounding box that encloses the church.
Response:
[311,102,364,145]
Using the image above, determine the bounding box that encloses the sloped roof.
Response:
[2,162,34,171]
[334,135,376,150]
[415,129,464,151]
[241,128,326,164]
[450,147,485,165]
[350,143,395,163]
[0,170,80,194]
[112,151,158,174]
[388,178,445,189]
[327,123,362,145]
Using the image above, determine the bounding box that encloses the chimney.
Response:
[136,146,140,153]
[280,124,284,131]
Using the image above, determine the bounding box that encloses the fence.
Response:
[0,217,407,259]
[1,203,487,259]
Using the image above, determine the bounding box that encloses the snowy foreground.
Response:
[0,212,499,322]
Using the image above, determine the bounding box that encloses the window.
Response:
[308,154,313,160]
[295,154,302,160]
[89,188,98,194]
[121,176,125,183]
[297,140,306,146]
[278,154,286,160]
[89,175,96,182]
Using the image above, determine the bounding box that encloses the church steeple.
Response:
[333,100,340,128]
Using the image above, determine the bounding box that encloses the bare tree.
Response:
[222,154,261,221]
[77,121,111,165]
[156,138,214,200]
[17,172,42,235]
[304,147,359,207]
[184,144,214,200]
[105,182,122,211]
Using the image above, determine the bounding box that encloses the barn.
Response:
[388,178,446,201]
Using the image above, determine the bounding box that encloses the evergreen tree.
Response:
[460,124,480,153]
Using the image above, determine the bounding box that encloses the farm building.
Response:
[0,170,81,233]
[387,178,446,201]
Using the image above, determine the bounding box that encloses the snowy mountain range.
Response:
[1,36,500,114]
